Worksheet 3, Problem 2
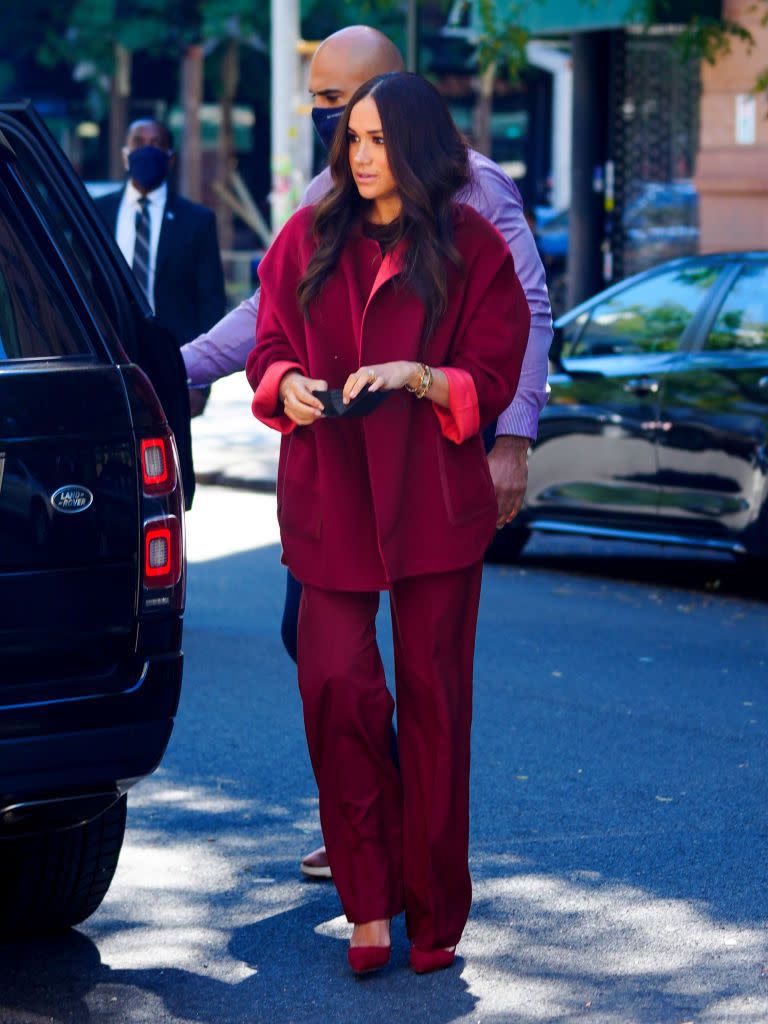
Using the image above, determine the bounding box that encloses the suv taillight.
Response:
[144,516,182,589]
[139,430,186,613]
[141,436,176,495]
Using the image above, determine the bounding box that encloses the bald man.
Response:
[181,26,552,875]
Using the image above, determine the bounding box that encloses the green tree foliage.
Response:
[199,0,268,41]
[673,2,768,94]
[0,0,71,97]
[7,1,767,102]
[472,0,530,80]
[21,0,415,87]
[12,0,267,90]
[301,0,417,49]
[39,0,183,74]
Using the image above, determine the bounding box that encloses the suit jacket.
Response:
[246,204,531,590]
[94,187,226,348]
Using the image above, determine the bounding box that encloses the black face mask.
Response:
[127,145,171,192]
[311,106,344,151]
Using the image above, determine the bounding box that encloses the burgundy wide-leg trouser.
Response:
[296,561,483,950]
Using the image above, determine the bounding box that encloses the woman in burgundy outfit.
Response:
[247,72,530,975]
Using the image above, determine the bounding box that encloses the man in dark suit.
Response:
[95,118,226,415]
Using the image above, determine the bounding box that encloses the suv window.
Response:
[705,263,768,352]
[566,263,722,359]
[0,179,93,360]
[1,133,127,351]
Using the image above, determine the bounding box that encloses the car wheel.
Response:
[0,795,127,937]
[740,498,768,590]
[484,525,530,564]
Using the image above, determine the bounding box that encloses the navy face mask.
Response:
[311,106,344,151]
[128,145,171,192]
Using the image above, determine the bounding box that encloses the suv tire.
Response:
[0,795,127,936]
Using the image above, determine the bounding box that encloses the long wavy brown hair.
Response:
[297,72,470,345]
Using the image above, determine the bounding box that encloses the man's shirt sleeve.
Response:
[466,152,553,441]
[182,169,333,387]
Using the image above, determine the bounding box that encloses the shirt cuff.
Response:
[432,366,480,444]
[495,385,550,441]
[251,360,305,434]
[495,402,538,441]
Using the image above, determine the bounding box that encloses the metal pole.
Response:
[271,0,300,230]
[567,31,611,309]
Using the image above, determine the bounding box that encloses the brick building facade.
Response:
[696,0,768,250]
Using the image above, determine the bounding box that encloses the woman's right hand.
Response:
[278,371,328,426]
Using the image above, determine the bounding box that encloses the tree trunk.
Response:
[180,43,204,203]
[217,37,239,252]
[109,44,132,181]
[472,60,497,157]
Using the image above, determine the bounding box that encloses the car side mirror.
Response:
[547,324,605,381]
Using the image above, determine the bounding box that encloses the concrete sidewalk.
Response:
[190,372,280,491]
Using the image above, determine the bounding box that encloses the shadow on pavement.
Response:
[1,910,477,1024]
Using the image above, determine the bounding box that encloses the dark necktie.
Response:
[132,196,151,301]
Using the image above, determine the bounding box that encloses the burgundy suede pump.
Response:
[347,944,391,975]
[409,945,456,974]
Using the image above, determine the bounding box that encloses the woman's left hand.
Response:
[343,361,416,404]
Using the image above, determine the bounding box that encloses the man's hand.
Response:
[488,434,530,529]
[188,387,209,419]
[279,371,328,426]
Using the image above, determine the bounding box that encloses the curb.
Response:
[195,472,277,494]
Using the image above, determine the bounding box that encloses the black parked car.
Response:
[0,103,191,935]
[492,252,768,564]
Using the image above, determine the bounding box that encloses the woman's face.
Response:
[347,96,399,211]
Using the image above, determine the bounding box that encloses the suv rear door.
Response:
[0,103,192,706]
[0,129,142,702]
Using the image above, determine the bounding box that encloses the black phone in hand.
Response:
[312,385,390,418]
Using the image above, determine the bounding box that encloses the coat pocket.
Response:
[435,432,496,527]
[278,432,322,541]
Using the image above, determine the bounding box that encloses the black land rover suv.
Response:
[0,103,191,935]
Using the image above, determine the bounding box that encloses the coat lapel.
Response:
[369,241,407,304]
[360,240,407,329]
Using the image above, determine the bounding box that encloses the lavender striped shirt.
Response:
[182,149,552,439]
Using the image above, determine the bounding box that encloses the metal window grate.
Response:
[611,31,701,282]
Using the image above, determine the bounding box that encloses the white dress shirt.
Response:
[115,181,168,312]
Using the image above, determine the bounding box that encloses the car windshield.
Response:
[567,263,723,358]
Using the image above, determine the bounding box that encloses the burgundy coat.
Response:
[246,203,530,590]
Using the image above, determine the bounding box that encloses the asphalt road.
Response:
[3,486,767,1024]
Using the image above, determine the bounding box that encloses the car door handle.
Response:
[623,378,660,396]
